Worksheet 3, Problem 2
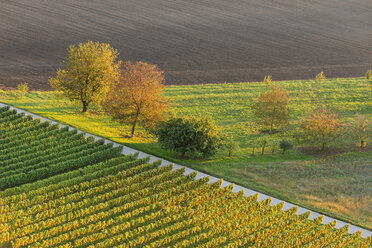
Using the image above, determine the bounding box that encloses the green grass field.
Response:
[1,77,371,229]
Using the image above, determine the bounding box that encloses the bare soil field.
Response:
[1,0,372,89]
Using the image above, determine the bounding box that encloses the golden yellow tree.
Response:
[49,41,121,112]
[251,86,290,133]
[315,71,326,82]
[103,61,169,137]
[17,82,29,99]
[301,106,341,150]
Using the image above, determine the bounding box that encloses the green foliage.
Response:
[316,71,326,82]
[49,41,121,112]
[17,82,28,99]
[156,116,225,158]
[251,86,290,133]
[365,70,372,81]
[280,139,294,154]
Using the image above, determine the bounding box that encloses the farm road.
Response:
[1,102,371,237]
[1,0,372,89]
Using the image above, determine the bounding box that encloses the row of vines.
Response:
[0,106,123,190]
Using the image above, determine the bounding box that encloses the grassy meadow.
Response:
[1,77,371,229]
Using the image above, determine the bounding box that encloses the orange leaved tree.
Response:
[103,61,169,137]
[301,106,341,150]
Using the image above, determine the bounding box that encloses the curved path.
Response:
[1,102,371,237]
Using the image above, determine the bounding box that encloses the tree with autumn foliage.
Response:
[251,86,290,133]
[49,41,121,112]
[103,61,169,137]
[348,113,370,148]
[301,106,341,150]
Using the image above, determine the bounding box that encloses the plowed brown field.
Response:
[1,0,372,89]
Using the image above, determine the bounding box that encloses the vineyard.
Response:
[0,106,371,247]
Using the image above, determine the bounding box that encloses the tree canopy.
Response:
[103,61,169,137]
[251,86,290,133]
[301,106,341,150]
[49,41,121,112]
[348,113,370,148]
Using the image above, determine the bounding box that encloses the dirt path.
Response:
[1,0,372,89]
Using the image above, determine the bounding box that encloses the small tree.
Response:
[103,61,169,137]
[17,82,29,99]
[225,136,240,157]
[250,140,258,156]
[301,106,341,150]
[315,71,326,82]
[348,114,370,148]
[251,86,290,133]
[49,41,121,112]
[267,136,280,155]
[264,74,272,86]
[257,136,269,155]
[280,139,294,154]
[156,116,224,158]
[366,70,372,81]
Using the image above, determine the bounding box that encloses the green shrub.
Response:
[279,139,294,154]
[156,115,225,158]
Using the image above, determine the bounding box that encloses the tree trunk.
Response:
[321,134,325,151]
[82,102,88,112]
[261,145,265,155]
[130,119,137,138]
[252,146,255,156]
[181,150,186,158]
[269,121,274,134]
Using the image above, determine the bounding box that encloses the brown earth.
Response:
[1,0,372,90]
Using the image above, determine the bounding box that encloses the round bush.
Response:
[156,116,224,158]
